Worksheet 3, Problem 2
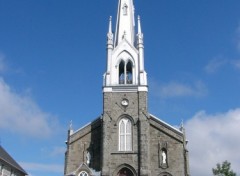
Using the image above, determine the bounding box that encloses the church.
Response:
[64,0,190,176]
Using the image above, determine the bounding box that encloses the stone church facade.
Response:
[64,0,190,176]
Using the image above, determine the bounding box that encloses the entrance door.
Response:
[117,167,134,176]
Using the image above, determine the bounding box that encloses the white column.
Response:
[106,16,114,86]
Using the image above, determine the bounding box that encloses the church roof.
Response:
[149,113,183,135]
[71,114,183,138]
[70,116,102,137]
[0,145,28,175]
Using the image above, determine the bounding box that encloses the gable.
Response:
[149,114,184,143]
[112,39,138,58]
[66,117,102,174]
[69,117,102,144]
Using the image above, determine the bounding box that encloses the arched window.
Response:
[119,118,132,151]
[79,171,89,176]
[159,172,172,176]
[119,61,125,84]
[118,60,133,85]
[126,61,133,84]
[117,167,134,176]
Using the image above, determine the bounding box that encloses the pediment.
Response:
[66,163,93,176]
[113,39,138,58]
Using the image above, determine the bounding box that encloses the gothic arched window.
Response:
[118,59,133,85]
[159,172,172,176]
[126,61,133,84]
[119,61,125,84]
[119,118,132,151]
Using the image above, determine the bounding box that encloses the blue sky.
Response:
[0,0,240,176]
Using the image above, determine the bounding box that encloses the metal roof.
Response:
[0,145,28,175]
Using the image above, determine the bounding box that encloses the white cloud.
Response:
[185,108,240,176]
[152,81,207,98]
[0,77,59,138]
[204,57,227,74]
[20,162,63,173]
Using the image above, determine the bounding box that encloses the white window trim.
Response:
[119,118,132,151]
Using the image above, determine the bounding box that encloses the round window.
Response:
[79,171,88,176]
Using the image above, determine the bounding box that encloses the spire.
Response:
[108,16,112,33]
[107,16,113,45]
[137,15,144,45]
[115,0,135,46]
[103,0,148,91]
[105,16,114,86]
[137,15,142,34]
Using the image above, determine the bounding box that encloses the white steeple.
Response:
[115,0,135,46]
[103,0,147,92]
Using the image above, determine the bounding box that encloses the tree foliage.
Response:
[212,160,236,176]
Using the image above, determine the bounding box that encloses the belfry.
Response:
[64,1,190,176]
[104,0,147,89]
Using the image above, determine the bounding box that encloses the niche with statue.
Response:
[159,142,169,169]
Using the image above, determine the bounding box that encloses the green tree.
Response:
[212,160,236,176]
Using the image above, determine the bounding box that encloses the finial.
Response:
[109,16,112,32]
[69,120,73,130]
[180,119,184,131]
[107,16,113,43]
[69,120,74,135]
[137,15,142,34]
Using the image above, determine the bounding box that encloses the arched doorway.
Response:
[159,172,173,176]
[117,167,134,176]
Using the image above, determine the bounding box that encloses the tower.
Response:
[102,0,150,175]
[64,1,190,176]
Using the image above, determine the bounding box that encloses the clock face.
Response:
[121,99,129,106]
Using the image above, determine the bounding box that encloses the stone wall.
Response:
[149,121,185,176]
[65,90,189,176]
[102,91,149,176]
[64,118,102,175]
